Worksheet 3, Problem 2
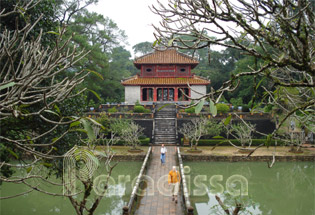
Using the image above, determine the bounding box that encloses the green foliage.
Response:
[264,104,273,113]
[96,113,111,134]
[205,119,224,137]
[195,99,205,114]
[228,55,268,105]
[0,0,59,47]
[185,107,195,113]
[144,109,151,113]
[242,105,250,112]
[230,98,243,107]
[110,119,144,149]
[65,9,132,104]
[134,106,145,113]
[132,41,153,56]
[216,103,230,114]
[108,107,118,113]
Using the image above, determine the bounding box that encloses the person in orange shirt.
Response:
[168,166,181,204]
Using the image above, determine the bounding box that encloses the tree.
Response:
[65,9,130,104]
[132,41,154,56]
[63,122,118,215]
[179,118,221,150]
[228,122,256,150]
[0,1,89,163]
[152,0,314,144]
[111,120,144,150]
[0,2,125,215]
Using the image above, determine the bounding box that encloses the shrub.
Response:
[230,98,243,107]
[108,107,118,113]
[134,105,145,113]
[242,105,250,112]
[139,135,147,140]
[144,108,151,113]
[264,104,273,113]
[216,103,230,114]
[185,107,195,113]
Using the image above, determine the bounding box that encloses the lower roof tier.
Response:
[121,75,210,86]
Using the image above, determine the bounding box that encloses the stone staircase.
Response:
[153,104,177,145]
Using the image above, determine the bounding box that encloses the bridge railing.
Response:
[177,147,194,215]
[122,147,152,215]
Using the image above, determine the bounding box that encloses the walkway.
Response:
[134,146,184,215]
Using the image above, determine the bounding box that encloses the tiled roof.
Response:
[134,49,199,68]
[121,75,210,86]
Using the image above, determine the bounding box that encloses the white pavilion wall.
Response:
[124,86,140,104]
[190,85,207,100]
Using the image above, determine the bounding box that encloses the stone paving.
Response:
[134,146,184,215]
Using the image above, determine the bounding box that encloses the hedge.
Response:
[133,106,151,113]
[108,107,118,113]
[181,138,283,146]
[134,106,145,113]
[216,103,230,114]
[185,107,195,113]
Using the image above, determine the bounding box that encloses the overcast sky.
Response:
[87,0,165,57]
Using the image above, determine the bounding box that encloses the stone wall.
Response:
[110,154,146,161]
[134,119,154,140]
[181,154,315,162]
[177,118,276,141]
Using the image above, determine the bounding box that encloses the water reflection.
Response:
[1,162,142,215]
[186,162,315,215]
[196,191,262,215]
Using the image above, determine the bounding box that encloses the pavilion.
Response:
[121,48,210,104]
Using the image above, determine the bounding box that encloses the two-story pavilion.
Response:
[121,48,210,104]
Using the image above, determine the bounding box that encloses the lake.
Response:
[184,161,315,215]
[1,161,142,215]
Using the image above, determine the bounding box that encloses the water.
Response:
[184,162,315,215]
[0,161,142,215]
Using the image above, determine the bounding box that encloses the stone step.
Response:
[155,120,175,124]
[155,132,175,134]
[155,123,175,129]
[154,141,177,144]
[155,135,176,139]
[155,114,176,117]
[154,136,175,138]
[155,138,176,142]
[155,115,176,118]
[155,117,176,119]
[154,139,176,142]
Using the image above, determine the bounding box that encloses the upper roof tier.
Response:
[134,48,199,69]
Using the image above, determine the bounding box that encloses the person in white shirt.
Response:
[160,144,167,165]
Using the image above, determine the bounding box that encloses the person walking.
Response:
[160,144,167,165]
[168,166,181,204]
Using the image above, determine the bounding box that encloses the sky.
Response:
[87,0,166,57]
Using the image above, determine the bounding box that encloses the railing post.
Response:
[122,206,129,215]
[187,206,194,215]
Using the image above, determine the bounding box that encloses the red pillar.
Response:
[153,87,157,101]
[174,87,178,101]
